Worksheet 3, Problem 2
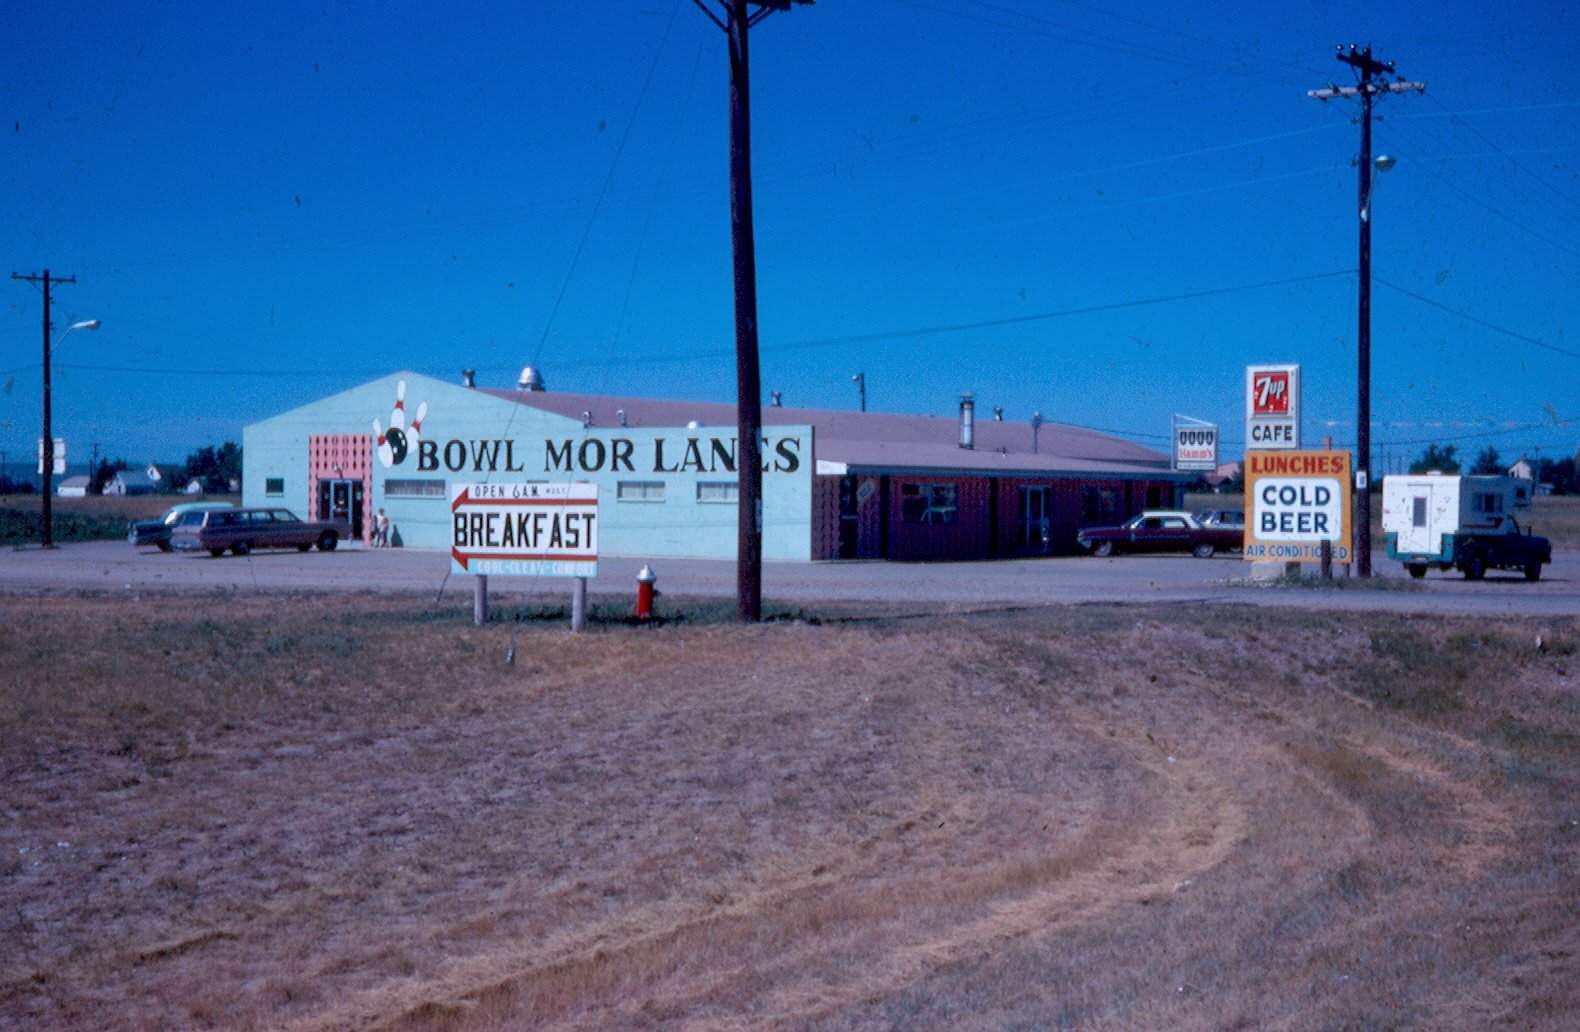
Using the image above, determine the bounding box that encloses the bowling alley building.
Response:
[242,369,1188,561]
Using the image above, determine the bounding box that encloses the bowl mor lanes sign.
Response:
[1244,450,1352,563]
[450,482,598,577]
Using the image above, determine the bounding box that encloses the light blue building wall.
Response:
[243,372,815,560]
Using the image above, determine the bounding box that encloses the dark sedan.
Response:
[127,501,235,551]
[1076,510,1243,558]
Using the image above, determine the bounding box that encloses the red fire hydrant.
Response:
[636,564,657,620]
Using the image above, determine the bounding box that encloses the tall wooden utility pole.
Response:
[11,269,76,548]
[693,0,813,621]
[1309,45,1423,577]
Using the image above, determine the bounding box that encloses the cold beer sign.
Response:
[1244,450,1352,563]
[1245,364,1300,450]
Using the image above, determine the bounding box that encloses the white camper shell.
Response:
[1382,474,1531,558]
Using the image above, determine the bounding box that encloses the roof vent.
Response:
[616,409,628,427]
[462,368,476,388]
[958,393,975,450]
[687,420,703,430]
[518,365,546,391]
[770,391,782,407]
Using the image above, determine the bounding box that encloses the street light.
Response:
[40,318,100,547]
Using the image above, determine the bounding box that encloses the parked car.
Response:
[171,507,347,557]
[1196,508,1245,531]
[1076,509,1243,558]
[127,501,235,551]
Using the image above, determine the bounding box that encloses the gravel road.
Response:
[5,541,1577,617]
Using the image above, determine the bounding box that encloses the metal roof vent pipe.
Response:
[958,392,976,450]
[616,409,628,427]
[770,391,782,407]
[462,368,476,388]
[518,365,546,391]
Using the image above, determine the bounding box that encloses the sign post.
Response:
[450,483,599,628]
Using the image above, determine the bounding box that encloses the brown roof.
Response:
[478,387,1176,479]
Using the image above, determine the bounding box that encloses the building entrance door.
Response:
[837,476,859,559]
[1021,486,1053,553]
[317,479,364,541]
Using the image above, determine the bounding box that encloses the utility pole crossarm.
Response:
[1308,81,1425,101]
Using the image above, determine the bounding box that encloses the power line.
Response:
[1422,92,1580,223]
[1374,277,1580,361]
[49,270,1358,382]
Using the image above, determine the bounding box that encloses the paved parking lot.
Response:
[5,541,1577,617]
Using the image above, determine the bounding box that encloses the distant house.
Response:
[1508,458,1536,481]
[56,475,90,498]
[1205,460,1242,492]
[103,468,161,496]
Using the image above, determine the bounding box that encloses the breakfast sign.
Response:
[449,482,598,577]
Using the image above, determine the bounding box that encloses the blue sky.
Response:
[4,0,1578,473]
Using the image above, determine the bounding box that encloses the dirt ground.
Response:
[2,592,1577,1030]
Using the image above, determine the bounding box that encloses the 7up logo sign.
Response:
[1252,370,1291,415]
[1246,364,1300,450]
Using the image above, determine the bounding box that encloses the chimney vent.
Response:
[462,368,476,388]
[958,393,976,450]
[518,365,546,391]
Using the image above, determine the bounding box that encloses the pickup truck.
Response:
[1389,514,1551,581]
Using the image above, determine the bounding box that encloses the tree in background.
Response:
[1409,444,1460,474]
[181,442,243,494]
[90,458,129,495]
[1469,446,1503,475]
[1537,456,1577,495]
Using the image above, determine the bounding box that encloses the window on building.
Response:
[1471,492,1504,514]
[386,479,446,499]
[1412,497,1427,528]
[618,481,665,502]
[900,483,957,525]
[1081,486,1119,526]
[265,477,285,497]
[696,482,739,503]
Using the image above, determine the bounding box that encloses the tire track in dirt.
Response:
[301,707,1262,1032]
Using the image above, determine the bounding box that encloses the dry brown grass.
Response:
[1,593,1576,1030]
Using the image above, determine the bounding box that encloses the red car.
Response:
[1076,510,1243,558]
